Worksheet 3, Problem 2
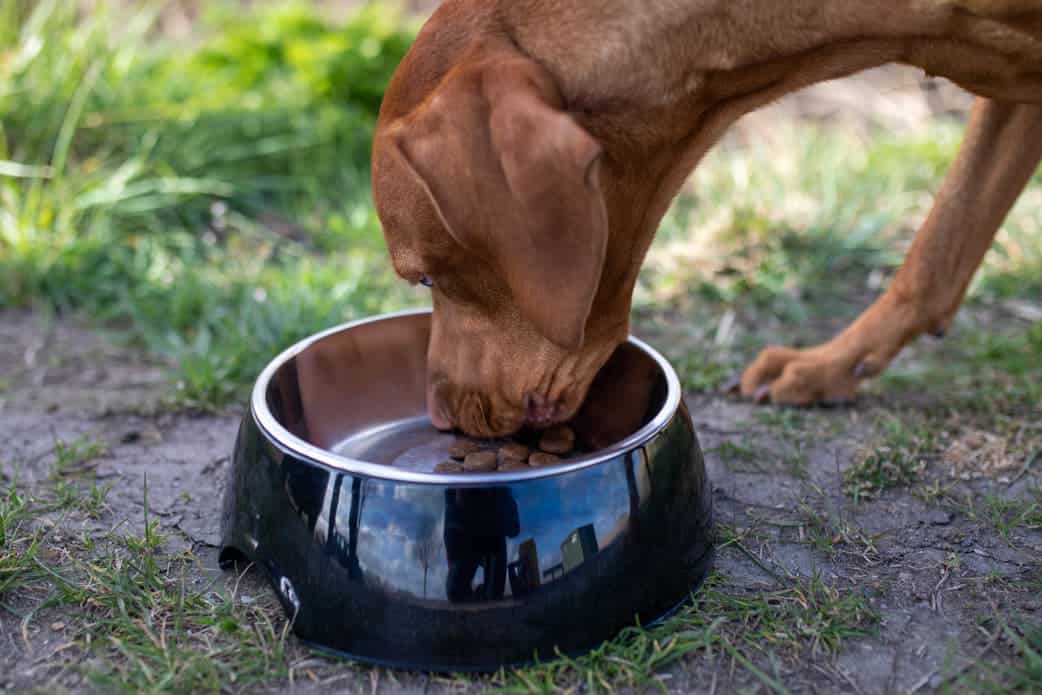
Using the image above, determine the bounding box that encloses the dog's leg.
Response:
[740,98,1042,405]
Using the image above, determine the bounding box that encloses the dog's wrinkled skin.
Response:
[373,0,1042,437]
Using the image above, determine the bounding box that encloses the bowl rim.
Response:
[250,309,683,485]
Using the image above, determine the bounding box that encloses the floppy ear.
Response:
[393,64,609,350]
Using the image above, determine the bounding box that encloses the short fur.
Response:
[373,0,1042,436]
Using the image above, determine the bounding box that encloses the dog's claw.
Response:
[754,384,771,403]
[722,375,742,394]
[930,328,947,339]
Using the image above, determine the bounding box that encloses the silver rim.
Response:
[250,309,683,485]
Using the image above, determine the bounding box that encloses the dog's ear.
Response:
[393,60,608,350]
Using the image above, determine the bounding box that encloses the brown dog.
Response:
[372,0,1042,437]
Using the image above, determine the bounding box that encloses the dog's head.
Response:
[373,49,627,437]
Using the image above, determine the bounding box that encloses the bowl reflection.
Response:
[220,310,713,671]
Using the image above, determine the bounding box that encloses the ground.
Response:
[2,3,1042,692]
[2,277,1039,693]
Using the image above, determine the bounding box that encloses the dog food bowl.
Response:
[219,309,713,671]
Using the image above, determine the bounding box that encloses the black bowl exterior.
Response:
[221,401,713,672]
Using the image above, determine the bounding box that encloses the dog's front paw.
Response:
[738,344,885,406]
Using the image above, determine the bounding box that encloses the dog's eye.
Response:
[419,276,434,288]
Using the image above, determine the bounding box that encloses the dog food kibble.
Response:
[463,451,498,473]
[538,425,575,455]
[448,439,483,460]
[528,452,561,468]
[430,424,583,474]
[498,443,531,462]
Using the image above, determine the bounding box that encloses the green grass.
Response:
[495,572,878,694]
[796,501,880,562]
[73,516,292,691]
[1,473,294,692]
[1,435,117,604]
[1,1,422,410]
[711,440,766,471]
[5,460,881,693]
[883,319,1042,421]
[636,119,1042,397]
[51,435,107,477]
[5,2,1040,408]
[960,489,1042,542]
[956,624,1042,694]
[843,413,936,502]
[0,483,46,602]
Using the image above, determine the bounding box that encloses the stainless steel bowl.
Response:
[220,310,713,671]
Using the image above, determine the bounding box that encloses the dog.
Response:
[371,0,1042,437]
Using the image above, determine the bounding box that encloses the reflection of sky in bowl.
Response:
[309,453,648,601]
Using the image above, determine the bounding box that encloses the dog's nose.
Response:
[427,381,453,431]
[524,392,563,428]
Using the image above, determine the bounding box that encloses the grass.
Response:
[637,118,1042,399]
[2,455,883,694]
[961,488,1042,542]
[882,318,1042,422]
[71,517,293,692]
[1,471,294,692]
[0,483,48,602]
[1,1,422,410]
[843,413,936,502]
[711,440,766,472]
[4,3,1040,409]
[495,572,878,694]
[956,624,1042,694]
[51,435,107,478]
[2,435,114,604]
[795,501,880,563]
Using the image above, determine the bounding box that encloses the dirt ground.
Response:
[2,302,1039,694]
[2,69,1040,694]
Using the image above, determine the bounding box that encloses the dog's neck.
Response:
[387,0,1042,330]
[497,0,1042,314]
[506,1,1042,111]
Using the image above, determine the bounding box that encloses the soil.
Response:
[2,307,1039,694]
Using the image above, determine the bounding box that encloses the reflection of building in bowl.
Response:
[508,538,541,597]
[562,524,599,573]
[533,523,601,584]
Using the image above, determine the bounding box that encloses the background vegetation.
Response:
[3,1,1040,410]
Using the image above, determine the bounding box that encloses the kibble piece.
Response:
[529,452,561,468]
[448,439,482,460]
[498,461,531,473]
[435,460,464,473]
[498,443,531,462]
[538,425,576,455]
[463,451,498,473]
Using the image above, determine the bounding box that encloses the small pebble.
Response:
[529,452,561,468]
[463,451,498,473]
[448,439,482,460]
[434,461,464,474]
[50,622,65,631]
[498,443,531,462]
[538,425,575,455]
